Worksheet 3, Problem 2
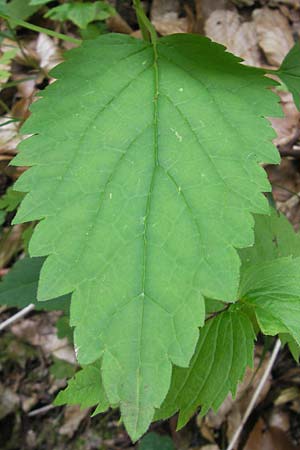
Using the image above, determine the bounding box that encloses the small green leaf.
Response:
[241,257,300,345]
[156,306,255,428]
[0,257,70,312]
[50,357,76,380]
[56,315,73,343]
[1,0,39,21]
[0,188,25,212]
[45,2,115,29]
[277,42,300,109]
[54,360,109,413]
[239,208,300,267]
[138,432,175,450]
[280,333,300,362]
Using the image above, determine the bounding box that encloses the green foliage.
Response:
[0,188,25,212]
[10,26,300,441]
[0,48,18,82]
[241,258,300,344]
[54,361,109,414]
[12,33,282,440]
[277,42,300,109]
[138,432,175,450]
[29,0,51,5]
[45,1,115,29]
[50,357,76,380]
[156,306,255,427]
[0,0,39,21]
[54,210,300,436]
[0,257,70,312]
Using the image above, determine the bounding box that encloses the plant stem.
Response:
[132,0,157,45]
[0,14,81,45]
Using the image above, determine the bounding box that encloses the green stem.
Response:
[0,14,81,45]
[132,0,157,45]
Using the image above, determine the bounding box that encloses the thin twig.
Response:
[226,339,282,450]
[28,404,56,417]
[0,303,35,331]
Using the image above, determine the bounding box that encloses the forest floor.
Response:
[1,0,300,449]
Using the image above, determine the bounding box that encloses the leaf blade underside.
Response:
[12,33,280,439]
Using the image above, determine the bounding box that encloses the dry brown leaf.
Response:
[0,384,20,420]
[106,13,133,34]
[11,316,76,364]
[196,0,232,21]
[205,10,261,66]
[269,91,300,149]
[268,408,291,432]
[151,0,180,20]
[244,418,299,450]
[59,405,90,438]
[36,33,63,73]
[151,0,188,35]
[0,118,22,154]
[252,7,294,66]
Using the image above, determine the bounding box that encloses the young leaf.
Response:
[156,306,255,428]
[45,2,115,29]
[276,42,300,110]
[1,0,39,21]
[54,360,109,413]
[12,34,280,439]
[280,333,300,362]
[240,257,300,345]
[0,187,25,212]
[239,210,300,346]
[0,257,70,312]
[239,208,300,267]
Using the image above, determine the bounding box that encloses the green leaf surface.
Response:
[0,188,25,212]
[29,0,51,5]
[239,209,300,267]
[45,2,115,29]
[240,257,300,345]
[0,257,70,312]
[54,361,109,413]
[156,306,255,428]
[239,210,300,347]
[277,42,300,109]
[138,432,175,450]
[280,333,300,362]
[12,33,280,439]
[0,0,39,20]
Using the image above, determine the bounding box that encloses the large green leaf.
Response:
[0,257,70,312]
[155,306,255,428]
[12,34,280,439]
